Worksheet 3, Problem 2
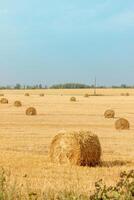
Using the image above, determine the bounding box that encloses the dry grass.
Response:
[0,89,133,195]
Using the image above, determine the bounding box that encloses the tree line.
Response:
[0,83,132,89]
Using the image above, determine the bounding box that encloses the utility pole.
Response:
[94,77,96,96]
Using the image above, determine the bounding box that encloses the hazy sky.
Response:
[0,0,134,86]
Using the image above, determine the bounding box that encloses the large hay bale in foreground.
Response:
[49,131,101,166]
[26,107,37,116]
[0,98,8,104]
[25,93,30,96]
[14,101,22,107]
[104,109,115,118]
[115,118,130,130]
[70,97,76,102]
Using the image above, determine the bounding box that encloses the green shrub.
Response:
[90,170,134,200]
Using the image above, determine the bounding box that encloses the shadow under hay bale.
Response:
[49,131,102,166]
[115,118,130,130]
[100,160,129,168]
[26,107,37,116]
[70,97,76,102]
[14,101,22,107]
[0,98,8,104]
[104,109,115,118]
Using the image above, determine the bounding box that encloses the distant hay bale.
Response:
[40,93,44,97]
[115,118,130,130]
[26,107,37,116]
[121,93,130,96]
[126,93,130,96]
[0,98,8,104]
[25,93,30,96]
[0,94,4,97]
[70,97,76,102]
[14,101,22,107]
[49,131,102,166]
[104,109,115,118]
[84,94,89,98]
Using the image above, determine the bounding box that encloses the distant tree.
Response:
[121,84,127,88]
[50,83,90,89]
[14,83,21,89]
[39,84,42,89]
[112,85,118,88]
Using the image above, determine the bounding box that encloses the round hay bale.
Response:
[26,107,37,116]
[70,97,76,102]
[121,93,130,96]
[115,118,130,130]
[126,93,129,96]
[25,93,30,96]
[40,93,44,97]
[0,94,4,97]
[0,98,8,104]
[14,101,22,107]
[49,131,102,166]
[84,94,89,98]
[104,109,115,118]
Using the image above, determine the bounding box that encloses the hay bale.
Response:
[126,93,129,96]
[0,98,8,104]
[115,118,130,130]
[0,94,4,97]
[14,101,22,107]
[26,107,37,116]
[70,97,76,102]
[40,93,44,97]
[25,93,30,96]
[104,109,115,118]
[84,94,89,98]
[49,131,102,166]
[121,93,130,96]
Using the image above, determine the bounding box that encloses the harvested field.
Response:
[0,89,133,195]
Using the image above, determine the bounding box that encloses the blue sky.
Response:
[0,0,134,86]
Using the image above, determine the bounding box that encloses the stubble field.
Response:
[0,88,134,196]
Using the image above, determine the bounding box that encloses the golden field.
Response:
[0,89,134,195]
